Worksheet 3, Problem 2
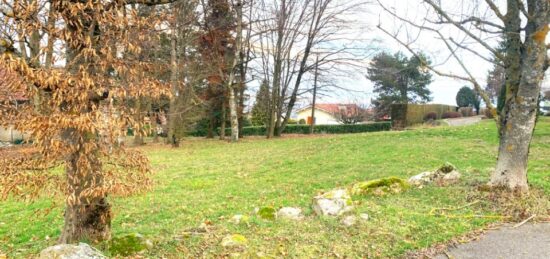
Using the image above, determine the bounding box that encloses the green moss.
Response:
[437,162,457,174]
[351,177,409,196]
[257,207,276,220]
[109,233,150,256]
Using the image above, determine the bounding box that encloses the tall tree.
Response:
[1,0,175,243]
[367,52,433,116]
[377,0,550,192]
[251,79,270,126]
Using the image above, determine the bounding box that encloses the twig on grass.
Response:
[512,214,536,228]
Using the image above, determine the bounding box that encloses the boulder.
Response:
[276,207,304,220]
[312,189,353,216]
[408,162,461,186]
[351,177,409,196]
[341,215,357,227]
[109,233,152,256]
[39,243,106,259]
[221,234,248,248]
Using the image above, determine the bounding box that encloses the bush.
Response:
[423,112,437,121]
[458,107,474,117]
[442,111,462,119]
[484,108,495,119]
[298,119,306,125]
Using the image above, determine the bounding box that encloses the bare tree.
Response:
[334,104,369,124]
[377,0,550,192]
[252,0,367,138]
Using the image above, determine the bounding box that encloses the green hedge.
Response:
[190,122,391,137]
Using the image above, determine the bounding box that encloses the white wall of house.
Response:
[296,108,341,125]
[0,126,25,142]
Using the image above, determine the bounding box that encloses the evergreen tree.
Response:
[367,51,433,117]
[251,80,270,126]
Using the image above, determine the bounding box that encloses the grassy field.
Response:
[1,118,550,258]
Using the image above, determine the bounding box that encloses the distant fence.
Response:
[190,122,392,137]
[391,104,457,129]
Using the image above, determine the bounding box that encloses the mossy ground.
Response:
[1,118,550,258]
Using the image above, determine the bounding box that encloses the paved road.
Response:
[444,116,483,127]
[435,223,550,259]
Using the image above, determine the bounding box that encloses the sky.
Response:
[308,0,501,107]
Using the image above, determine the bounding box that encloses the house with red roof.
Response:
[296,103,369,125]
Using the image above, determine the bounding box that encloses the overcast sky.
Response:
[311,0,503,107]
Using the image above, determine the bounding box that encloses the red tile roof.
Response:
[302,103,364,116]
[0,67,28,102]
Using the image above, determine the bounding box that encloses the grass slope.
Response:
[1,118,549,258]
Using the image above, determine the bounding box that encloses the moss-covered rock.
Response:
[221,234,248,248]
[109,233,152,256]
[312,189,354,216]
[257,207,276,220]
[351,177,409,196]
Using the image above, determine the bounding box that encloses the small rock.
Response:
[360,213,369,221]
[277,207,304,220]
[39,243,106,259]
[229,214,249,224]
[408,171,435,186]
[341,215,357,227]
[221,234,248,248]
[109,233,151,256]
[312,189,354,216]
[442,170,461,183]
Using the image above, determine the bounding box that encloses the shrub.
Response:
[298,119,306,125]
[442,111,462,119]
[423,112,437,121]
[484,108,495,119]
[458,107,474,117]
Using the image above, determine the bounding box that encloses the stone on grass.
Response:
[312,189,353,216]
[230,214,249,225]
[39,243,106,259]
[408,162,462,186]
[360,213,369,221]
[276,207,304,220]
[351,177,409,196]
[109,233,152,256]
[221,234,248,248]
[341,215,357,227]
[257,207,276,220]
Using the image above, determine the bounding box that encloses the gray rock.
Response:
[312,189,353,216]
[360,213,369,221]
[341,215,357,227]
[442,170,461,183]
[277,207,304,220]
[408,171,435,186]
[39,243,106,259]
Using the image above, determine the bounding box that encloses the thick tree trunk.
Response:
[59,134,111,243]
[489,0,548,192]
[228,87,239,142]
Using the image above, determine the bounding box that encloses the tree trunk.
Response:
[133,98,145,146]
[219,98,226,140]
[59,134,111,243]
[167,15,179,146]
[489,0,548,192]
[228,87,239,142]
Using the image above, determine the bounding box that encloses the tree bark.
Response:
[219,97,226,140]
[489,0,549,192]
[59,133,112,243]
[167,14,179,146]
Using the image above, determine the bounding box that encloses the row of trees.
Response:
[0,0,366,244]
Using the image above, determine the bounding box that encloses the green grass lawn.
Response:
[1,118,550,258]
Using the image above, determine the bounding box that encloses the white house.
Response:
[296,103,367,125]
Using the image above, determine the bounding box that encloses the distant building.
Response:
[542,100,550,115]
[296,103,368,125]
[0,67,28,143]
